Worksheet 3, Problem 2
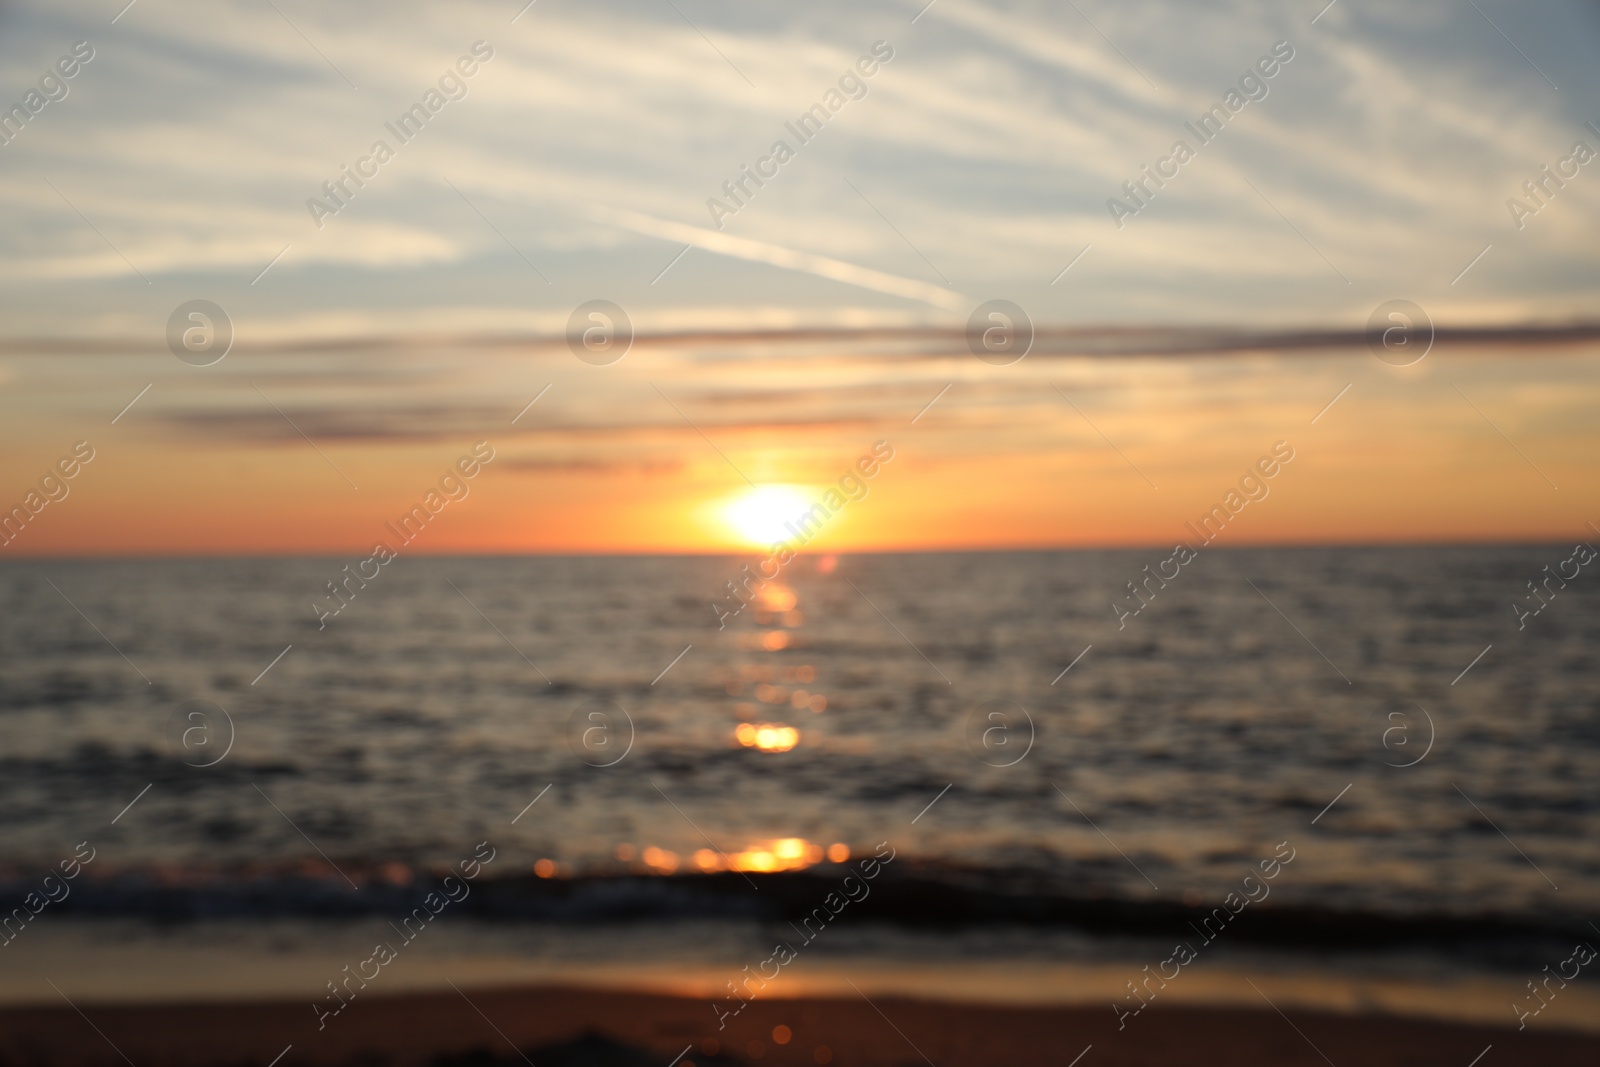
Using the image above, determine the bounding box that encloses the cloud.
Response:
[584,204,968,311]
[497,457,684,475]
[0,0,1596,335]
[146,402,887,445]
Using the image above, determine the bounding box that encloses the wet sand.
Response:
[1,985,1595,1067]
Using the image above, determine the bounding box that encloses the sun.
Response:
[721,485,813,547]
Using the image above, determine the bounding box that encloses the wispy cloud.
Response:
[0,0,1594,335]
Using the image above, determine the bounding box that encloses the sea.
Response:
[1,547,1597,1028]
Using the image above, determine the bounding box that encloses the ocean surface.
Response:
[2,548,1597,1019]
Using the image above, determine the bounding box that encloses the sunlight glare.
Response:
[722,485,813,547]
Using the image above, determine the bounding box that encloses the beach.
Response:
[4,984,1596,1067]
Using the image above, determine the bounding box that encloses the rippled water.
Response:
[1,547,1596,930]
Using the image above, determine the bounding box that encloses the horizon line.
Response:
[1,533,1588,564]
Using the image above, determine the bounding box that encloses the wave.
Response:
[6,863,1592,968]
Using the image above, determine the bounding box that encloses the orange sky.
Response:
[2,338,1596,559]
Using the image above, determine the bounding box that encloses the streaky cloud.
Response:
[582,204,970,312]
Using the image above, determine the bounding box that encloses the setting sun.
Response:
[720,485,815,547]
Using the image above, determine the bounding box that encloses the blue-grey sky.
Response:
[1,0,1597,341]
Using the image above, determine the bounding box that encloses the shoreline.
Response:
[7,917,1600,1035]
[2,984,1596,1067]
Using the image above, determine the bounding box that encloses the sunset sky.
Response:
[2,0,1598,556]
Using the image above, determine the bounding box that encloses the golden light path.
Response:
[735,722,800,752]
[532,840,851,877]
[523,567,837,882]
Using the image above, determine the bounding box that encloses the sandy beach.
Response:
[3,985,1595,1067]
